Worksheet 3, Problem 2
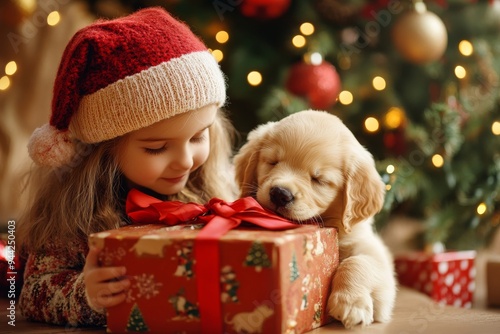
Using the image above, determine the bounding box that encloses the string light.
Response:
[385,107,405,129]
[292,35,306,48]
[432,154,444,168]
[492,121,500,135]
[364,117,379,133]
[386,184,392,191]
[0,76,10,91]
[338,90,353,105]
[300,22,315,36]
[1,8,63,93]
[5,61,17,76]
[454,65,466,79]
[477,203,487,215]
[215,30,229,44]
[372,76,386,91]
[458,40,473,56]
[306,52,322,65]
[17,0,36,11]
[386,165,395,174]
[211,49,223,62]
[47,11,60,26]
[415,0,427,13]
[247,71,262,86]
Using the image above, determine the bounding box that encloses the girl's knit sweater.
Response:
[19,237,105,327]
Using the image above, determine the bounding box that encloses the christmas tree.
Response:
[290,252,300,282]
[245,241,271,271]
[136,0,497,250]
[2,0,498,250]
[126,303,149,332]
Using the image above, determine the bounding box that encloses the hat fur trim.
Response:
[70,51,226,143]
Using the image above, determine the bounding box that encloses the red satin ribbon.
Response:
[126,189,298,333]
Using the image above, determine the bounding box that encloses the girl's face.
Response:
[117,104,217,196]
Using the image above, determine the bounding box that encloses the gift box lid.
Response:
[90,223,330,244]
[395,250,476,263]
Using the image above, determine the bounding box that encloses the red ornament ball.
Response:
[383,128,407,156]
[240,0,291,19]
[286,60,341,109]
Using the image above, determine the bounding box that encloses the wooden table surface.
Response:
[1,287,499,333]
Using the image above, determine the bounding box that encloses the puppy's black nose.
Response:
[270,187,294,207]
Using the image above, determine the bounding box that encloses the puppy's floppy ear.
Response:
[233,122,276,197]
[342,149,385,233]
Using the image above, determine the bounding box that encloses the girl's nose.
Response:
[171,145,194,171]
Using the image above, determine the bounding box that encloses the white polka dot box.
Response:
[394,250,476,308]
[89,224,339,333]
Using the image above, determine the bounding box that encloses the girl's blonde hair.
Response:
[18,110,237,253]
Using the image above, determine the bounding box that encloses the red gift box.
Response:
[89,223,338,333]
[395,251,476,308]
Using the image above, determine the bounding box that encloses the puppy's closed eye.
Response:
[311,176,328,186]
[262,148,281,167]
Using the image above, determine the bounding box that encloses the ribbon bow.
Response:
[126,188,297,230]
[125,189,298,333]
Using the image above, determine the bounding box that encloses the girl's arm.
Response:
[19,238,106,327]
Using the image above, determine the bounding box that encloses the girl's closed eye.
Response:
[144,134,206,155]
[190,127,210,143]
[144,145,167,155]
[190,134,206,143]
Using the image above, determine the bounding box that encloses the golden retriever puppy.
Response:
[233,110,396,328]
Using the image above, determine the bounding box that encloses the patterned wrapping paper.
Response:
[394,251,476,308]
[89,224,339,333]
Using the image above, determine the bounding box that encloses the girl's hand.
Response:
[83,246,130,312]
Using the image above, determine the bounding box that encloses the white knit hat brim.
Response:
[69,51,226,143]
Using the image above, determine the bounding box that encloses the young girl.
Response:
[18,7,237,327]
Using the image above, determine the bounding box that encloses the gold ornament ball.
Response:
[391,10,448,64]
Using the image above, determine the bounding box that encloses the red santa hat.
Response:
[28,7,226,167]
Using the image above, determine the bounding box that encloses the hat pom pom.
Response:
[28,124,76,167]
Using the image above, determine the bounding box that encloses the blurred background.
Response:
[1,0,499,252]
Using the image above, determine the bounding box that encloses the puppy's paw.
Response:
[327,290,374,329]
